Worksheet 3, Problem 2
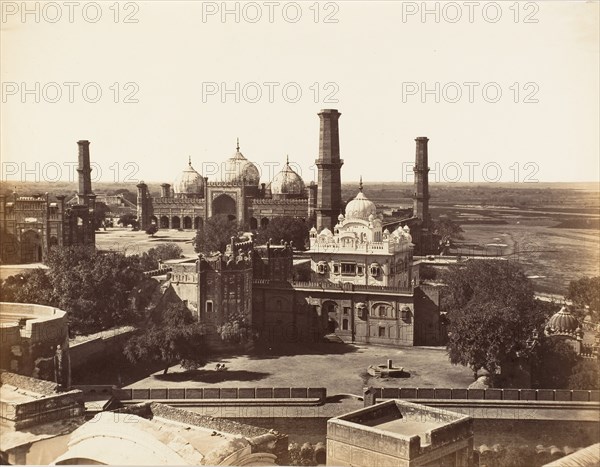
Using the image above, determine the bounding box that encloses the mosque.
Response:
[157,109,443,346]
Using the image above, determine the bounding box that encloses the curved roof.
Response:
[223,140,260,185]
[545,306,582,338]
[345,178,376,220]
[173,158,204,195]
[269,157,305,195]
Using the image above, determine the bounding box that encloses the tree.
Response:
[118,213,138,228]
[530,337,580,389]
[146,224,158,237]
[569,360,599,390]
[255,216,309,249]
[124,302,206,374]
[432,218,464,244]
[194,214,240,255]
[217,309,252,345]
[0,268,54,305]
[567,276,599,322]
[443,260,548,378]
[139,243,183,271]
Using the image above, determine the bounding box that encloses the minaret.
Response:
[413,137,430,224]
[315,109,343,231]
[137,181,149,230]
[76,140,93,206]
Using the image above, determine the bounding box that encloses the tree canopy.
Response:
[432,218,464,244]
[0,245,146,336]
[567,276,599,322]
[194,214,240,255]
[139,242,183,271]
[124,302,206,374]
[255,216,309,249]
[443,260,548,377]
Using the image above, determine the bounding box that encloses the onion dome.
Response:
[223,139,260,185]
[545,306,582,338]
[173,157,204,195]
[345,177,376,220]
[319,227,333,237]
[269,156,305,195]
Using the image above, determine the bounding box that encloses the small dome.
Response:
[173,158,203,195]
[545,306,581,337]
[269,157,305,195]
[223,140,260,185]
[345,179,376,220]
[319,227,333,237]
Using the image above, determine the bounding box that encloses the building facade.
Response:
[0,140,96,264]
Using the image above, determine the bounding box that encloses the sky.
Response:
[1,1,599,185]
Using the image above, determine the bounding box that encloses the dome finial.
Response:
[188,155,192,167]
[236,137,240,152]
[359,176,363,192]
[286,154,289,165]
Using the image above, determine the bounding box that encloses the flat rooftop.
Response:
[0,383,43,404]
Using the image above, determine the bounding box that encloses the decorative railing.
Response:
[252,279,413,294]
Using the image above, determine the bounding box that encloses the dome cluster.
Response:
[173,158,204,196]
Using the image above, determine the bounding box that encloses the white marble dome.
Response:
[269,157,305,195]
[345,180,376,220]
[223,141,260,185]
[173,158,203,195]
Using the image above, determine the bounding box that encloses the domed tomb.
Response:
[173,157,204,197]
[268,156,305,198]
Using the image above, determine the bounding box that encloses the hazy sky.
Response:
[1,1,598,185]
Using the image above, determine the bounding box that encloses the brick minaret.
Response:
[413,137,430,224]
[76,140,93,206]
[137,181,149,230]
[315,109,343,231]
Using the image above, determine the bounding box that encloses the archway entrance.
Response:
[21,230,43,263]
[183,216,192,229]
[212,194,236,219]
[323,301,338,333]
[160,216,169,229]
[171,216,181,229]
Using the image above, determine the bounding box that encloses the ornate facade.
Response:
[0,141,96,264]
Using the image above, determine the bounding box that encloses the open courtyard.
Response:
[124,343,474,396]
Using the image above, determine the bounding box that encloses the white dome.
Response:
[173,158,203,195]
[223,140,260,185]
[269,157,305,195]
[345,180,376,220]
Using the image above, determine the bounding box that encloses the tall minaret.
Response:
[413,137,430,224]
[315,109,343,231]
[76,140,93,206]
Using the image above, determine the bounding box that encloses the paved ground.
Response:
[95,227,197,257]
[125,343,474,395]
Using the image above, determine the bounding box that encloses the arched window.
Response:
[342,319,349,330]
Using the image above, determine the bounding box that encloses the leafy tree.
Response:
[530,337,580,389]
[444,260,547,378]
[432,218,464,244]
[124,302,206,374]
[194,214,240,255]
[146,224,158,237]
[255,216,309,249]
[139,242,183,271]
[569,359,599,390]
[94,202,110,230]
[567,276,599,322]
[217,309,252,345]
[0,268,54,305]
[118,213,138,228]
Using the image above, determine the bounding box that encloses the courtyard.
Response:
[124,343,474,396]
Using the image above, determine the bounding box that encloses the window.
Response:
[333,264,340,274]
[205,301,213,313]
[357,265,364,275]
[317,261,327,274]
[342,319,349,330]
[341,262,356,275]
[378,326,386,337]
[378,305,388,317]
[343,307,351,315]
[370,264,380,276]
[401,306,411,323]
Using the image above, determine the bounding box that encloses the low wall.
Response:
[69,327,136,371]
[370,387,600,402]
[114,386,327,402]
